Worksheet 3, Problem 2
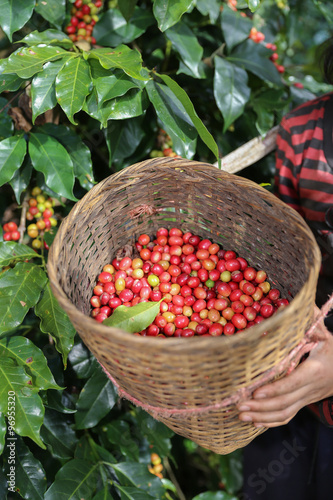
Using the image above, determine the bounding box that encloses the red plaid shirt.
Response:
[275,92,333,427]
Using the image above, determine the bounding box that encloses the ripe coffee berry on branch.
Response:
[67,0,104,44]
[90,228,290,337]
[23,188,58,251]
[2,222,20,241]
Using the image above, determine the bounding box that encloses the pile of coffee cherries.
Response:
[90,228,289,337]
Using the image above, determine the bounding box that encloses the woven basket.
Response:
[48,158,321,454]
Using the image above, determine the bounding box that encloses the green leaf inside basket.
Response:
[103,301,161,333]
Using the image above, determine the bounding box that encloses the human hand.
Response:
[237,314,333,428]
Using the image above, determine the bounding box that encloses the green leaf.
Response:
[192,492,238,500]
[106,88,149,121]
[115,484,156,500]
[68,341,98,379]
[176,59,207,79]
[88,57,111,79]
[41,408,78,459]
[44,459,100,500]
[75,366,117,430]
[31,58,68,122]
[103,301,161,333]
[29,132,77,201]
[134,409,173,457]
[227,40,283,86]
[9,156,33,204]
[0,337,61,391]
[94,69,141,107]
[165,22,203,78]
[0,0,35,41]
[88,45,146,80]
[13,436,47,500]
[0,242,37,268]
[170,127,197,159]
[110,462,165,498]
[118,0,138,22]
[0,262,47,335]
[195,0,220,23]
[219,449,243,495]
[0,59,25,93]
[94,7,155,46]
[0,358,45,448]
[253,102,275,135]
[75,435,116,464]
[221,5,252,51]
[35,123,94,190]
[0,96,13,140]
[105,420,139,461]
[312,0,333,26]
[153,0,195,31]
[43,389,76,414]
[105,116,145,168]
[92,485,114,500]
[0,412,5,455]
[251,88,288,111]
[84,87,148,128]
[155,73,219,160]
[214,56,250,132]
[146,79,197,157]
[3,45,71,79]
[34,0,66,30]
[35,282,76,368]
[83,86,113,126]
[55,56,92,125]
[243,0,262,12]
[18,29,74,49]
[0,134,27,187]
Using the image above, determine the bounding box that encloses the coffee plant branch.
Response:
[215,125,279,174]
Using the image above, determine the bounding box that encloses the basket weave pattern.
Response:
[48,158,321,454]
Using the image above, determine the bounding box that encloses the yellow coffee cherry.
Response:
[36,194,46,204]
[36,219,46,230]
[37,203,46,212]
[132,268,143,279]
[132,258,143,269]
[27,224,38,239]
[44,200,53,208]
[150,453,161,466]
[115,278,125,291]
[103,264,115,274]
[153,463,163,474]
[31,186,42,196]
[32,239,42,250]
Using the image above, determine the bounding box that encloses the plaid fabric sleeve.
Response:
[308,399,333,427]
[275,96,333,428]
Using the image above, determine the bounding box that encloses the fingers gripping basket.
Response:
[48,158,321,454]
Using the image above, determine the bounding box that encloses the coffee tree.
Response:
[0,0,331,498]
